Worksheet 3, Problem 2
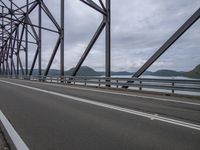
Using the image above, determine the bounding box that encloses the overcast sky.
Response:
[9,0,200,72]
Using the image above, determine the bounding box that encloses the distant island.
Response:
[150,64,200,79]
[184,64,200,79]
[30,64,200,79]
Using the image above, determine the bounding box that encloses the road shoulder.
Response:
[0,128,10,150]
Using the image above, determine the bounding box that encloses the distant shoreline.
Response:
[109,75,197,80]
[28,64,200,79]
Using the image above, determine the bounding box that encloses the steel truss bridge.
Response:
[0,1,200,149]
[0,0,199,81]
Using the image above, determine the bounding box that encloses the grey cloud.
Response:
[10,0,200,72]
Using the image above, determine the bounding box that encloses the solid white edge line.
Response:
[0,110,29,150]
[1,79,200,131]
[8,78,200,106]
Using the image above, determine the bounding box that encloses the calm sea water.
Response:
[111,75,196,80]
[110,75,200,96]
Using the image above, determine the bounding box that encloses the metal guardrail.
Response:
[1,75,200,95]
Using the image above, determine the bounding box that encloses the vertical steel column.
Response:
[10,33,17,77]
[5,9,11,75]
[38,0,42,76]
[60,0,64,78]
[2,6,5,75]
[0,6,3,75]
[16,26,19,75]
[105,0,111,78]
[10,0,13,76]
[25,0,29,75]
[73,0,109,79]
[71,20,106,77]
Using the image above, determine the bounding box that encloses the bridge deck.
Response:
[0,78,200,150]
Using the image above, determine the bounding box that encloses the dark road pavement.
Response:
[0,78,200,150]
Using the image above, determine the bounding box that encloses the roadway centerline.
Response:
[0,79,200,131]
[5,78,200,106]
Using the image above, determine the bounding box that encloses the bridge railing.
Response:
[1,75,200,95]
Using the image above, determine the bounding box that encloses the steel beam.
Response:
[16,27,19,75]
[133,8,200,78]
[38,0,42,76]
[10,0,13,75]
[71,20,106,76]
[80,0,106,15]
[73,0,110,79]
[29,47,39,76]
[60,0,65,77]
[25,0,29,75]
[44,37,61,76]
[40,1,61,31]
[18,55,24,75]
[0,6,3,74]
[105,0,111,79]
[122,8,200,88]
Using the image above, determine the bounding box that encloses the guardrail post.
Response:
[172,82,175,94]
[66,78,69,85]
[64,77,67,84]
[116,80,119,88]
[98,79,101,87]
[60,76,64,84]
[139,81,142,91]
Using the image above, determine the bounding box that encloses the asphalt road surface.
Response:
[0,78,200,150]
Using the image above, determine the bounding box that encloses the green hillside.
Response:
[151,70,182,77]
[65,66,101,76]
[185,64,200,79]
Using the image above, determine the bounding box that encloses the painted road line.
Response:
[61,84,200,106]
[1,79,200,131]
[0,110,29,150]
[7,78,200,106]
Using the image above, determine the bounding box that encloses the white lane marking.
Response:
[8,78,200,106]
[62,84,200,106]
[0,110,29,150]
[1,79,200,131]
